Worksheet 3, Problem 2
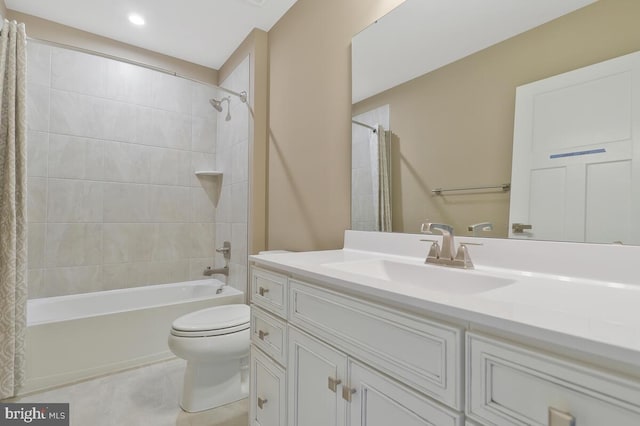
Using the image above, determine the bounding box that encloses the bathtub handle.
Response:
[258,397,268,409]
[258,286,270,297]
[258,330,269,340]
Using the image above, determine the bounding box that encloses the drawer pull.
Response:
[258,330,269,340]
[258,286,270,296]
[328,377,342,392]
[549,408,576,426]
[342,386,356,402]
[258,397,268,409]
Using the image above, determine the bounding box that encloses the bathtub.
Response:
[23,279,244,395]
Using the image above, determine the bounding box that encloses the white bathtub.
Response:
[23,279,244,395]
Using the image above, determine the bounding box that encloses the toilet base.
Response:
[179,357,249,413]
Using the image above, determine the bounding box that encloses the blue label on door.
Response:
[550,148,606,159]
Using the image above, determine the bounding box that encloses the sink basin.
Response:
[322,259,515,294]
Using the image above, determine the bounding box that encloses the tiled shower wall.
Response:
[25,42,250,298]
[214,56,250,296]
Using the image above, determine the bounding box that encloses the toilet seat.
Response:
[171,304,250,338]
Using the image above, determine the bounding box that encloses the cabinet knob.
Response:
[327,377,342,392]
[258,330,269,340]
[258,397,268,409]
[258,286,270,296]
[342,386,356,402]
[549,407,575,426]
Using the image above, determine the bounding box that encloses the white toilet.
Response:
[168,304,250,412]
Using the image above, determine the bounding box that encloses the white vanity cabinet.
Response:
[250,266,290,426]
[249,264,465,426]
[466,333,640,426]
[287,326,462,426]
[250,346,286,426]
[250,257,640,426]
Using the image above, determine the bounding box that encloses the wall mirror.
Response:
[351,0,640,244]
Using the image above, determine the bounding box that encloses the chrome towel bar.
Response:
[432,183,510,195]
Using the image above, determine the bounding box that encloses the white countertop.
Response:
[250,231,640,370]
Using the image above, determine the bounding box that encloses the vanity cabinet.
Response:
[466,333,640,426]
[250,267,290,426]
[288,326,462,426]
[249,265,464,426]
[250,261,640,426]
[250,346,286,426]
[288,279,463,409]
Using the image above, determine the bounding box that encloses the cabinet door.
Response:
[347,360,463,426]
[288,326,347,426]
[250,347,286,426]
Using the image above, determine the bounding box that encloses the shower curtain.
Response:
[0,19,27,400]
[374,125,391,232]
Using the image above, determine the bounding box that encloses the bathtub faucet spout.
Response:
[203,265,229,277]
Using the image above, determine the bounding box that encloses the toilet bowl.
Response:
[168,304,250,412]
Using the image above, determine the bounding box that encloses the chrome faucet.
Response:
[420,222,480,269]
[468,222,493,236]
[421,222,456,260]
[203,241,231,289]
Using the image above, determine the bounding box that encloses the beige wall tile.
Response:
[147,260,188,285]
[27,177,47,223]
[45,223,103,267]
[102,223,155,264]
[102,262,149,290]
[27,223,46,269]
[47,179,103,223]
[103,183,149,223]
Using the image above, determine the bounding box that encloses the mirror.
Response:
[351,0,640,243]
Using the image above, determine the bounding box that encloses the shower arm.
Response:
[216,87,247,103]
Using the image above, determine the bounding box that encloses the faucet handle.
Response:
[216,240,231,253]
[420,239,441,262]
[454,242,482,269]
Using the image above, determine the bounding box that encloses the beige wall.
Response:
[267,0,403,251]
[267,0,640,249]
[352,0,640,237]
[8,10,217,84]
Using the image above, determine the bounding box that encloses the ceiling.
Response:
[5,0,298,69]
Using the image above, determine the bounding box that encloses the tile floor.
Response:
[10,359,248,426]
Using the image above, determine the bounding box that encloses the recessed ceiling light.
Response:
[128,13,145,26]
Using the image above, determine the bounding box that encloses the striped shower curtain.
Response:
[0,19,27,400]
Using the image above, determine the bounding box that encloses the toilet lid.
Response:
[172,304,250,333]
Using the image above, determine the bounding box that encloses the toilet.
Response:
[168,304,250,412]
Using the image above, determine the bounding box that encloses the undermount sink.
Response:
[322,259,515,294]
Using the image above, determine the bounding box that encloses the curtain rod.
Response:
[352,120,378,133]
[26,36,247,100]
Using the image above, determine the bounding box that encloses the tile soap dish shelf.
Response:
[195,171,223,207]
[195,171,223,177]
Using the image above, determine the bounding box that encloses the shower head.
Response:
[209,98,223,112]
[209,96,231,121]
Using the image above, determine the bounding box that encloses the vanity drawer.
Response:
[251,305,287,366]
[466,333,640,426]
[251,266,288,318]
[288,279,463,410]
